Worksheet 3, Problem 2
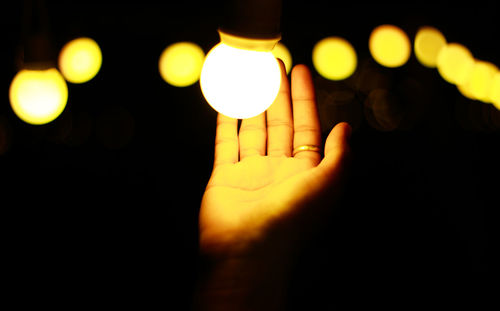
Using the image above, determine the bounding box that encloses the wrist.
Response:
[194,252,291,311]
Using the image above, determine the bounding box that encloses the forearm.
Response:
[193,254,291,311]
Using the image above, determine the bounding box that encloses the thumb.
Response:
[316,122,351,182]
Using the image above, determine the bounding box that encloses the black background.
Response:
[1,1,499,309]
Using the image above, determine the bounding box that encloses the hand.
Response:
[199,62,351,258]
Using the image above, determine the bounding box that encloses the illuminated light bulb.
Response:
[200,33,281,119]
[414,26,447,68]
[9,68,68,125]
[158,42,205,87]
[58,37,102,84]
[271,42,292,74]
[458,61,498,102]
[312,36,357,80]
[436,43,474,85]
[369,25,411,68]
[489,72,500,110]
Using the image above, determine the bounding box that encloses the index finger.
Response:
[213,113,238,168]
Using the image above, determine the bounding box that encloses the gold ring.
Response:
[292,145,321,156]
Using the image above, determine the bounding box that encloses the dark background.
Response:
[1,1,498,309]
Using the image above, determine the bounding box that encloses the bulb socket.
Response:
[22,33,56,70]
[219,0,282,50]
[19,0,55,70]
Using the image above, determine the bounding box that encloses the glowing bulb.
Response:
[436,43,474,85]
[159,42,205,87]
[414,26,447,68]
[272,42,292,74]
[200,42,281,119]
[58,37,102,84]
[9,68,68,125]
[459,61,498,102]
[312,36,357,80]
[369,25,411,68]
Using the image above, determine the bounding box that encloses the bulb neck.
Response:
[22,61,56,71]
[218,30,280,52]
[218,0,282,51]
[20,0,55,69]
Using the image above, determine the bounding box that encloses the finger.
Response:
[315,122,351,183]
[214,113,238,168]
[266,60,293,157]
[239,112,266,160]
[291,64,322,164]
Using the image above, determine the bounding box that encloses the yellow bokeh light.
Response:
[271,42,292,74]
[436,43,474,85]
[369,25,411,68]
[457,81,476,100]
[9,68,68,125]
[58,37,102,84]
[414,26,447,68]
[200,42,281,119]
[159,42,205,87]
[312,37,357,80]
[459,61,498,102]
[488,71,500,110]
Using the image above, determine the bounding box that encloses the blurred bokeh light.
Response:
[58,37,103,84]
[9,68,68,125]
[436,43,474,85]
[271,42,292,74]
[369,25,411,68]
[158,42,205,87]
[312,36,357,80]
[414,26,447,68]
[459,61,498,102]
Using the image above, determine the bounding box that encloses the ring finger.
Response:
[291,65,322,165]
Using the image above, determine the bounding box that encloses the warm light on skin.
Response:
[312,37,357,80]
[458,61,498,102]
[414,26,447,68]
[436,43,474,85]
[490,72,500,110]
[159,42,205,87]
[200,42,281,119]
[58,37,102,84]
[9,68,68,125]
[272,42,292,74]
[369,25,411,68]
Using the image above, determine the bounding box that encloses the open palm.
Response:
[200,64,351,256]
